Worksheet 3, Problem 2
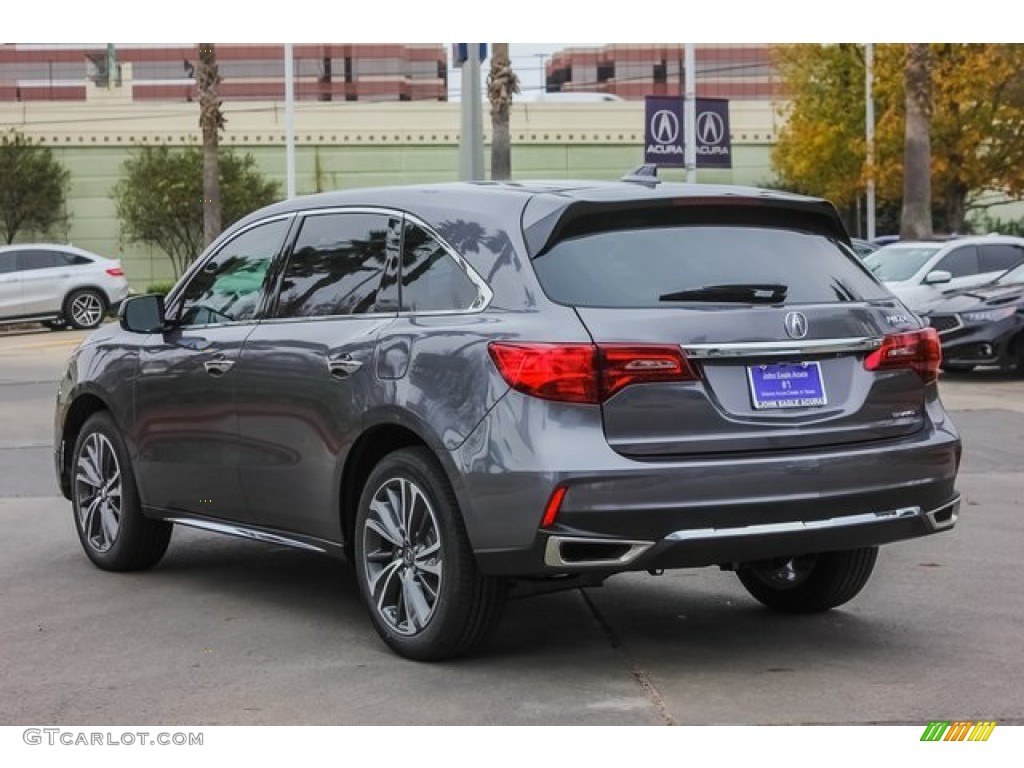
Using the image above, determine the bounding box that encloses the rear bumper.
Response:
[453,390,961,577]
[108,284,130,309]
[477,495,959,576]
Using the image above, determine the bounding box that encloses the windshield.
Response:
[999,263,1024,284]
[863,245,941,281]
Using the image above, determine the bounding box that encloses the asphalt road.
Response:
[1,326,1022,725]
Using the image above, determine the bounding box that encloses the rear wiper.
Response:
[659,283,788,303]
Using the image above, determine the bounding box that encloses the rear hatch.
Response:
[526,195,936,457]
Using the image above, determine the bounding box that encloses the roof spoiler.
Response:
[619,164,660,188]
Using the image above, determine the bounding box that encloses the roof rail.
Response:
[620,164,660,188]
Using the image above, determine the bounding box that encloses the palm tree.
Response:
[901,44,933,239]
[487,44,520,181]
[197,44,225,248]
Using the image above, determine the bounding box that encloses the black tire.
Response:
[354,447,505,661]
[44,319,67,331]
[63,289,106,330]
[71,411,172,571]
[736,547,878,613]
[940,363,975,373]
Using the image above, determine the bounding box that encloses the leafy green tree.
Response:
[0,129,70,244]
[114,146,280,277]
[773,44,1024,234]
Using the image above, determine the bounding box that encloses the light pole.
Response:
[684,43,696,183]
[459,45,485,181]
[284,43,296,199]
[534,53,549,94]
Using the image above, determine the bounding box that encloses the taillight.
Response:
[599,344,698,399]
[864,328,941,383]
[487,343,598,403]
[106,267,125,277]
[487,342,698,403]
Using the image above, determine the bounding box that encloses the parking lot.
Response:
[1,325,1022,726]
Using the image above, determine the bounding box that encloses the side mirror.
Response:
[119,294,167,333]
[923,270,952,285]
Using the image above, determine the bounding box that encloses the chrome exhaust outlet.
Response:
[924,495,960,532]
[544,535,654,568]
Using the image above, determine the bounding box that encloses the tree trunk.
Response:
[197,44,224,248]
[945,185,968,234]
[487,44,519,181]
[901,44,933,240]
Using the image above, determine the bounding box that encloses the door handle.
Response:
[203,356,235,376]
[327,354,363,378]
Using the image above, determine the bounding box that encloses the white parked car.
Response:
[0,244,130,330]
[863,235,1024,312]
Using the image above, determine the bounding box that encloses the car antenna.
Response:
[620,164,660,188]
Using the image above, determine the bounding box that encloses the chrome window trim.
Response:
[257,312,398,326]
[171,205,495,329]
[289,206,494,317]
[681,336,883,359]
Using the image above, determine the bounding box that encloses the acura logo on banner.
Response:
[644,96,732,169]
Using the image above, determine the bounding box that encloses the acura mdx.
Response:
[54,179,962,660]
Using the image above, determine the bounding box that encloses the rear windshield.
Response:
[532,225,890,307]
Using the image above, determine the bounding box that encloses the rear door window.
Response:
[0,252,17,274]
[16,251,61,271]
[532,223,889,308]
[275,212,393,317]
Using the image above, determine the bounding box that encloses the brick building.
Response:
[0,44,448,103]
[545,44,779,101]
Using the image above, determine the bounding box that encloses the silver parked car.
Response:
[0,244,129,329]
[863,235,1024,312]
[54,180,961,660]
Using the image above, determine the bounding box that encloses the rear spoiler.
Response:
[524,195,851,259]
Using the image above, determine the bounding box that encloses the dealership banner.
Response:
[644,96,732,169]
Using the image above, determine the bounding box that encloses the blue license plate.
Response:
[748,362,827,410]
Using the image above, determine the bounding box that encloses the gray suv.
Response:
[54,180,961,660]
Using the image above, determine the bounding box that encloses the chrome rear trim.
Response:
[666,498,958,542]
[165,517,326,552]
[543,536,654,568]
[681,337,882,359]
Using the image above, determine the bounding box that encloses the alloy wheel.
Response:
[70,292,103,328]
[362,477,444,636]
[74,432,123,553]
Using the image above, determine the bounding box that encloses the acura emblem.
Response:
[696,111,725,146]
[650,110,680,145]
[784,311,808,339]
